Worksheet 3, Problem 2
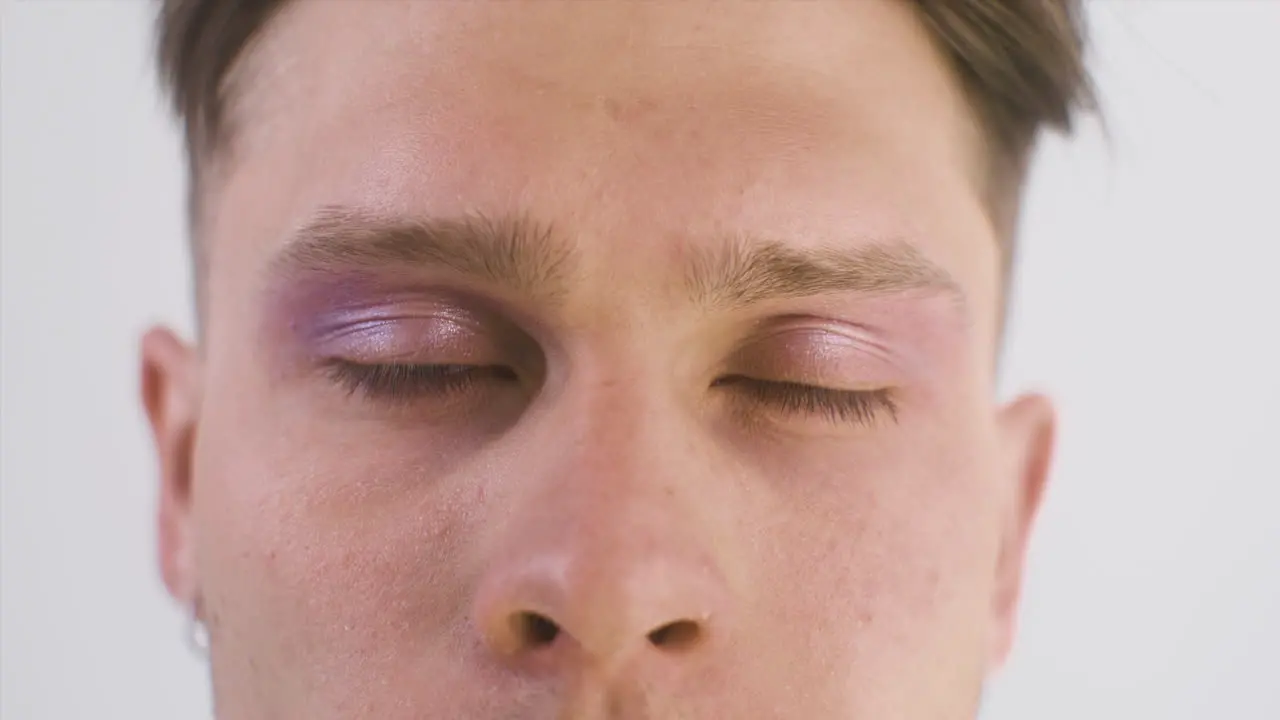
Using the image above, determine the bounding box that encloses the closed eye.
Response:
[712,375,898,425]
[323,361,518,402]
[324,362,895,425]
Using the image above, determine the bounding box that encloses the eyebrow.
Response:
[271,205,961,310]
[270,205,574,302]
[685,235,963,310]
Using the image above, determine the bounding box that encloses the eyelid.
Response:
[726,321,902,391]
[312,310,479,341]
[746,320,885,353]
[308,311,502,365]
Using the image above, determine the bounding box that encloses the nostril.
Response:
[647,619,702,650]
[514,612,561,648]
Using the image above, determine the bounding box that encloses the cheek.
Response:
[190,379,486,693]
[749,412,1002,689]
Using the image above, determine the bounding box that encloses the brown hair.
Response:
[156,0,1093,260]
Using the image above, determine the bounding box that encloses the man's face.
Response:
[142,1,1054,717]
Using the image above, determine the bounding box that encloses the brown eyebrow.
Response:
[685,235,964,310]
[270,205,961,311]
[269,205,575,302]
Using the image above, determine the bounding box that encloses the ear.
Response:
[988,392,1056,668]
[141,327,203,606]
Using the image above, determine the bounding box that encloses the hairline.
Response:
[180,1,1045,227]
[165,0,1090,320]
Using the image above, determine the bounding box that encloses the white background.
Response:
[2,1,1277,718]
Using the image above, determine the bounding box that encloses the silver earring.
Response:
[186,599,210,656]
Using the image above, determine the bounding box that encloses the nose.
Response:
[474,548,724,665]
[471,402,734,670]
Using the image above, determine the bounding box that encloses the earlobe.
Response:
[988,392,1056,668]
[140,327,202,606]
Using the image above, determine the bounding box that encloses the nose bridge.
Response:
[549,362,714,557]
[473,370,734,667]
[544,351,707,526]
[572,368,681,488]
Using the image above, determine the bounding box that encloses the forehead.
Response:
[206,0,1000,340]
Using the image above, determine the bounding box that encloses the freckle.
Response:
[602,95,622,121]
[599,94,658,124]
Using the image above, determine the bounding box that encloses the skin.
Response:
[141,1,1055,718]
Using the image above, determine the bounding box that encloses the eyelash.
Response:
[325,362,896,425]
[712,375,898,425]
[324,361,516,401]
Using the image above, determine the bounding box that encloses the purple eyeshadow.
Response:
[263,271,499,366]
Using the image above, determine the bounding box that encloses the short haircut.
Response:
[156,0,1093,276]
